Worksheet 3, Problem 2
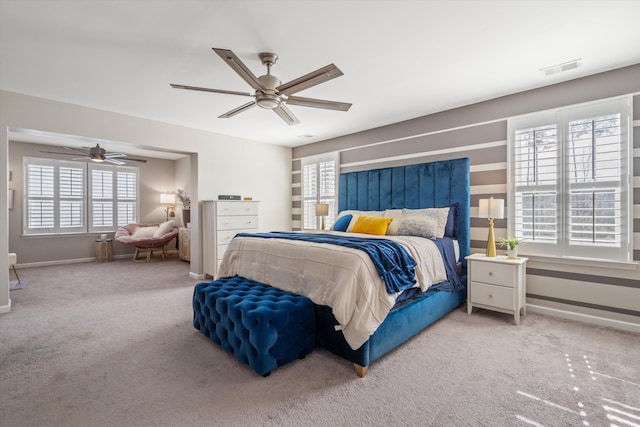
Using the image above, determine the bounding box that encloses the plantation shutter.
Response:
[319,160,337,227]
[513,122,558,245]
[91,168,114,229]
[26,162,55,230]
[116,170,137,226]
[565,108,626,259]
[59,165,84,228]
[302,163,318,229]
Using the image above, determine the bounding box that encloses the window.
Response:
[24,157,139,235]
[301,153,338,230]
[508,97,632,262]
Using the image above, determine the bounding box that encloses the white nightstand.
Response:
[465,253,528,325]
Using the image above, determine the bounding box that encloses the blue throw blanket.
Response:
[235,232,417,294]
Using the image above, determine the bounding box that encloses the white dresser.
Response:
[466,253,528,325]
[202,200,259,278]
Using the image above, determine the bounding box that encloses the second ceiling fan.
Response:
[171,48,351,125]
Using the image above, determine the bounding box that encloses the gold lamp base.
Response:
[486,218,497,257]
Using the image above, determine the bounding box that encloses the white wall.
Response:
[0,90,292,312]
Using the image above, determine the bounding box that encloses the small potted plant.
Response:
[498,237,522,259]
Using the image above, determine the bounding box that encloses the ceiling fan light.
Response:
[90,157,104,163]
[256,94,281,109]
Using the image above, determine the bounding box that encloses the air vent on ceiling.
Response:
[540,59,582,76]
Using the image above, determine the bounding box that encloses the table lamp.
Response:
[478,196,504,257]
[160,193,176,222]
[315,203,329,230]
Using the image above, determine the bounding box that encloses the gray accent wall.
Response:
[292,64,640,330]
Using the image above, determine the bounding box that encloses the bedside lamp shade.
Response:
[315,203,329,230]
[160,193,176,205]
[478,197,504,257]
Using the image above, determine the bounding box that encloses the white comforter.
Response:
[216,231,447,350]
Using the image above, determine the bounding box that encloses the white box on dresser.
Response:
[465,253,528,325]
[202,200,259,278]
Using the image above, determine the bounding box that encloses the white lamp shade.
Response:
[160,193,176,204]
[478,198,504,219]
[315,203,329,216]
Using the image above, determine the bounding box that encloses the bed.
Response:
[217,157,470,376]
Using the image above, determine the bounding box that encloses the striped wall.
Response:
[292,64,640,332]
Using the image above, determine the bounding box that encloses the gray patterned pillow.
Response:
[396,215,440,239]
[402,207,449,238]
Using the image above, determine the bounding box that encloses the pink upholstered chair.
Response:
[115,222,179,262]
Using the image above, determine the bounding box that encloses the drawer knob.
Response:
[489,294,493,298]
[489,272,493,276]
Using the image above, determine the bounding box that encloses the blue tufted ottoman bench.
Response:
[192,276,315,376]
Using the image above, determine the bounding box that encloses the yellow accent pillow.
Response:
[350,215,393,236]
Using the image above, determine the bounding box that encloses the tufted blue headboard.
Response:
[337,158,470,270]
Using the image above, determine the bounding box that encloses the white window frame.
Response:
[507,96,632,263]
[23,157,139,236]
[301,152,339,230]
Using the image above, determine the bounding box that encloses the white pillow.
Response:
[153,220,174,237]
[133,226,158,238]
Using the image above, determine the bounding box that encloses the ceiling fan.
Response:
[40,144,147,165]
[170,48,352,125]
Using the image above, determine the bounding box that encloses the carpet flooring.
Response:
[1,258,638,426]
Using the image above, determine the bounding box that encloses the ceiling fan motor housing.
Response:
[256,74,282,109]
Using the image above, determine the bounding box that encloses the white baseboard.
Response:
[18,257,97,268]
[16,250,180,268]
[527,304,640,334]
[189,272,206,280]
[0,299,12,314]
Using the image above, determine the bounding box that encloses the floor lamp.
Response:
[478,197,504,257]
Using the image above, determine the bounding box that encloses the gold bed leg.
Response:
[354,364,368,378]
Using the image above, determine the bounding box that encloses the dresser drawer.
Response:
[217,229,238,246]
[217,215,258,231]
[470,261,514,287]
[216,201,259,216]
[470,282,514,311]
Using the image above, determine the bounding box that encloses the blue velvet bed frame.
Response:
[314,157,470,376]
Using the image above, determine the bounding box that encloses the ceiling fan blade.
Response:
[170,83,253,97]
[40,150,77,156]
[277,64,343,96]
[273,103,300,126]
[105,158,126,166]
[106,153,126,158]
[120,157,147,163]
[285,96,351,111]
[212,48,266,92]
[71,156,92,161]
[218,101,257,119]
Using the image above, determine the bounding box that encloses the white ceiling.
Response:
[2,0,640,149]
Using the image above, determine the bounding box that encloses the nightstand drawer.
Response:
[470,261,514,287]
[470,282,514,311]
